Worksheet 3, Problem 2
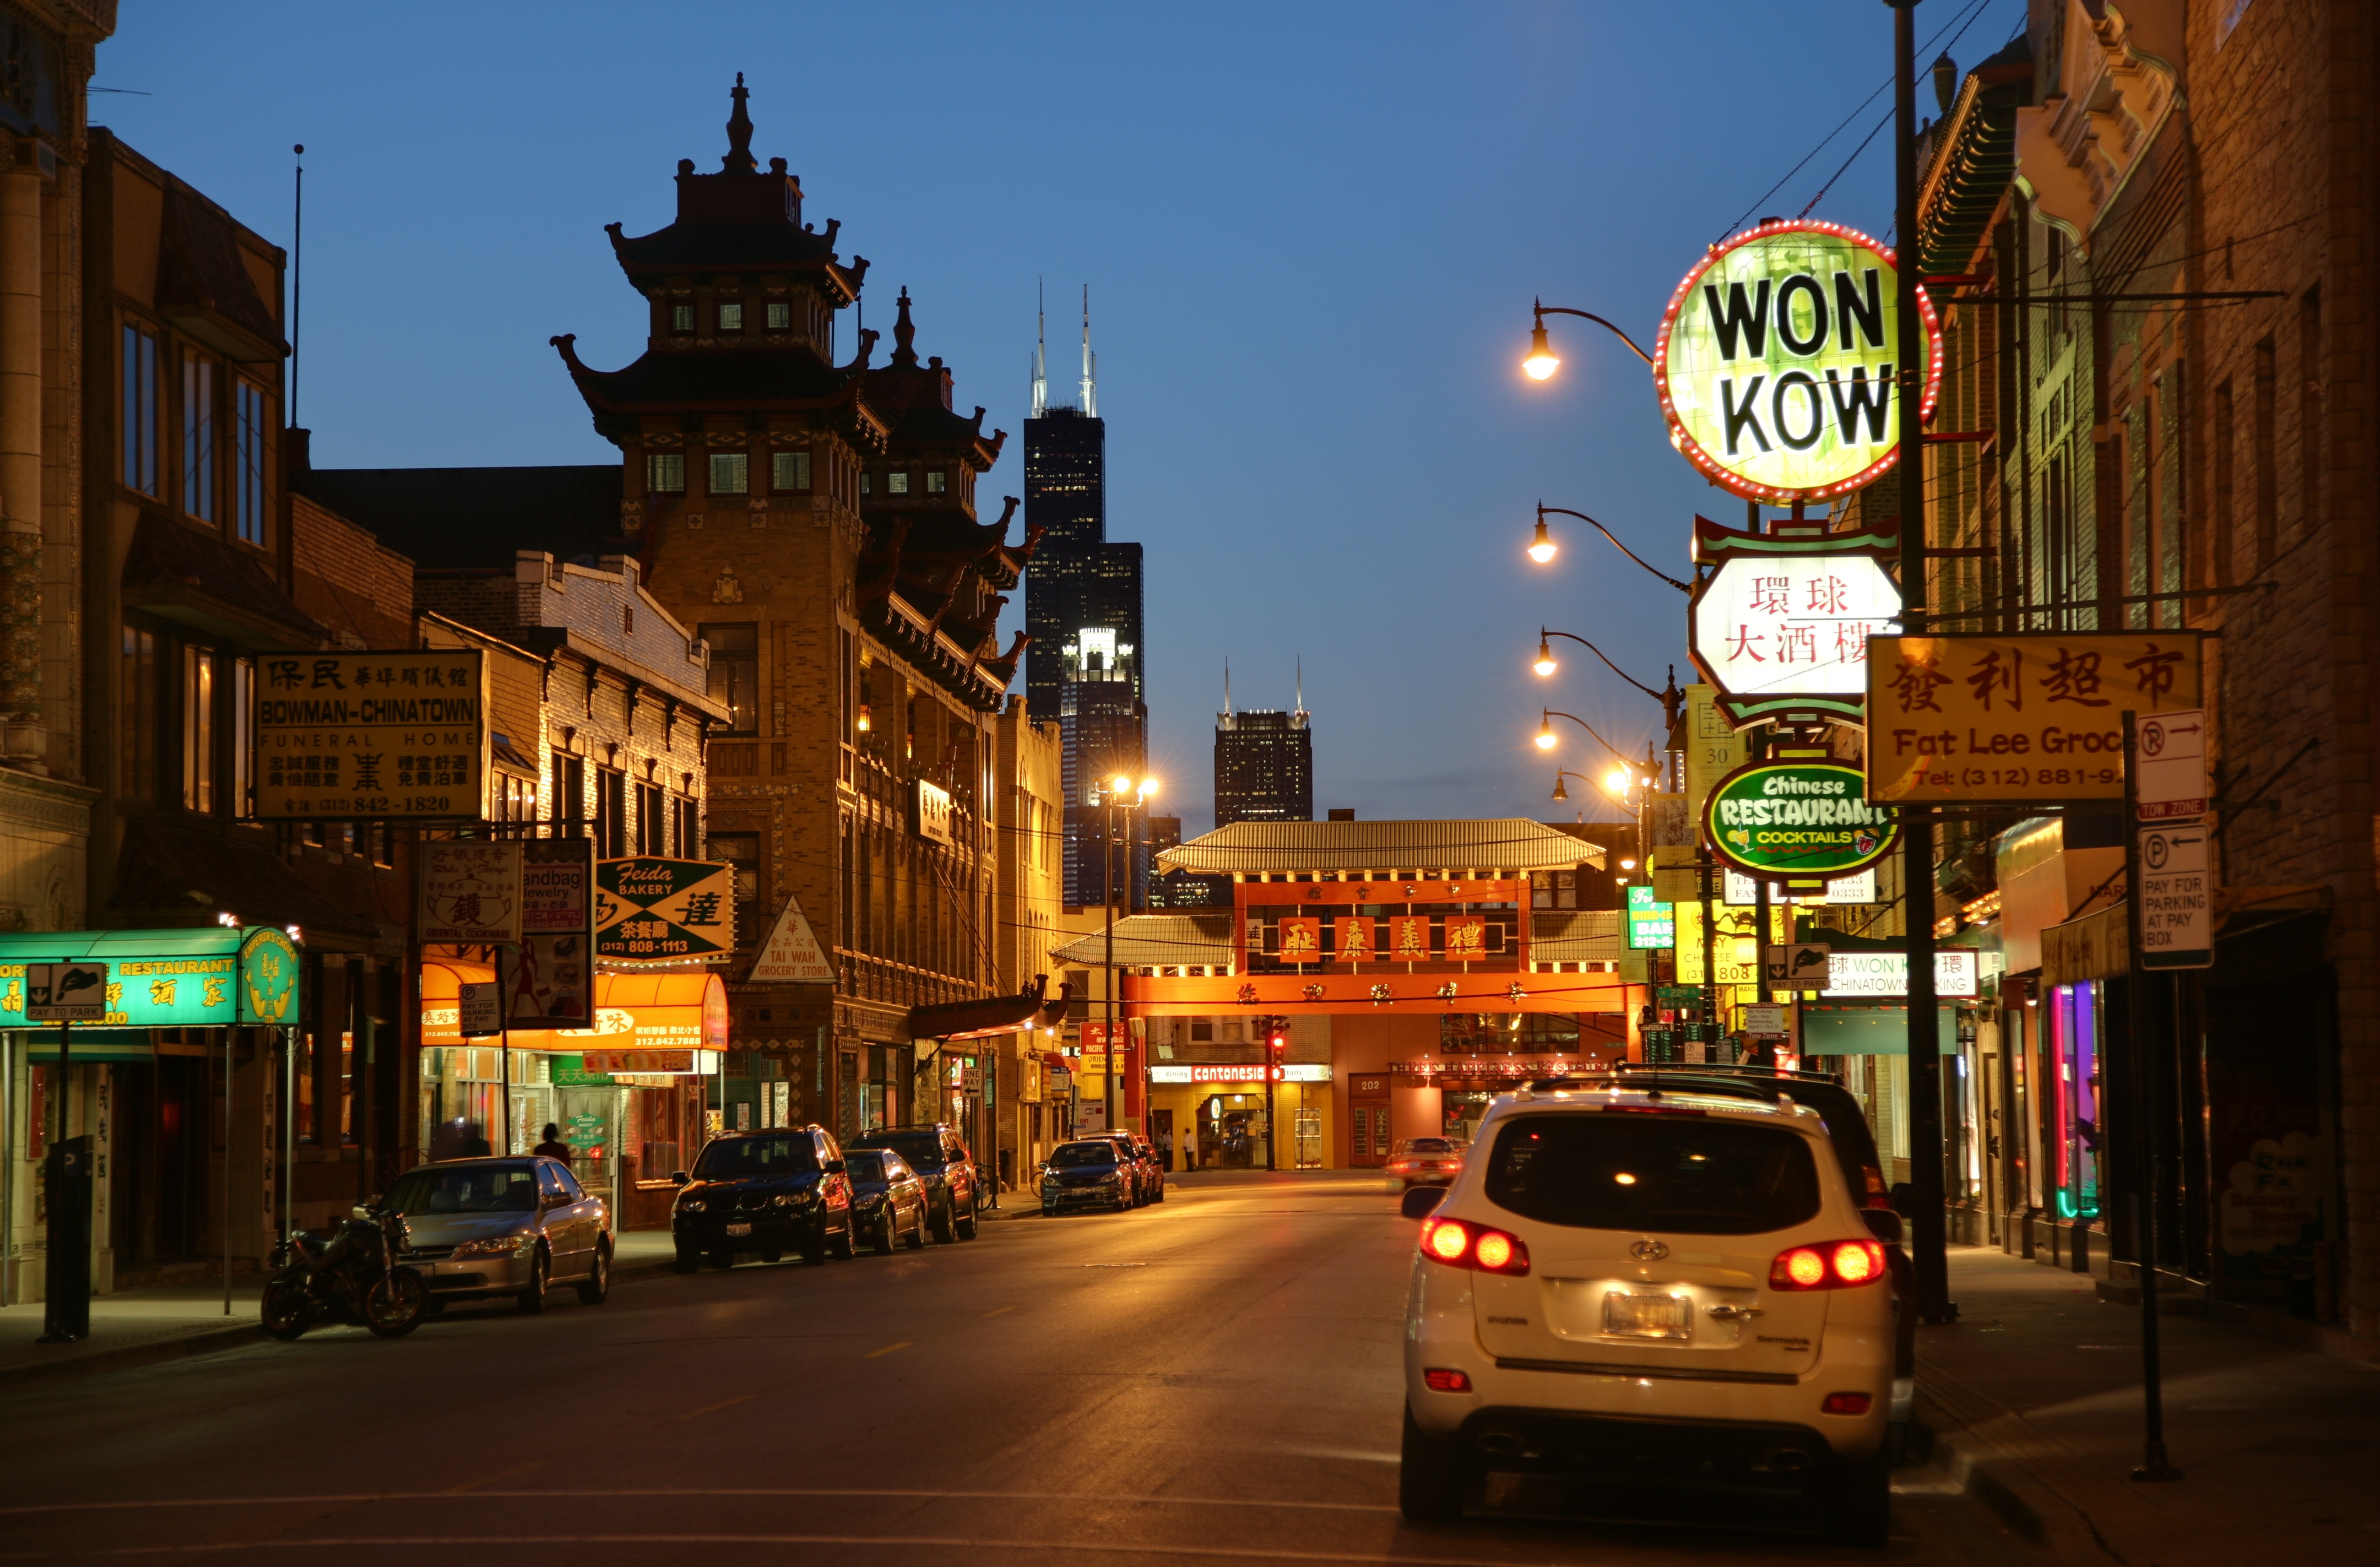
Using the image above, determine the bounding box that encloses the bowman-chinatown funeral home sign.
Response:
[1688,513,1902,728]
[253,650,486,820]
[1655,218,1942,503]
[1864,633,2205,806]
[1656,216,1932,500]
[1703,758,1899,882]
[595,857,736,961]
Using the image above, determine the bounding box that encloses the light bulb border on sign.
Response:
[1653,218,1945,505]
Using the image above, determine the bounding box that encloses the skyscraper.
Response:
[1024,289,1148,907]
[1214,665,1314,829]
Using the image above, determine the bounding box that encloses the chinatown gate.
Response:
[1051,819,1631,1169]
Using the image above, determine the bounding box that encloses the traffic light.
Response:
[1266,1018,1289,1077]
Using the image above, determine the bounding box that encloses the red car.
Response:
[1384,1136,1466,1191]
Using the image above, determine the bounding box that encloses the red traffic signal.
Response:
[1266,1020,1289,1054]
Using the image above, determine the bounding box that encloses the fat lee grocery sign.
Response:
[1703,760,1899,881]
[1866,633,2204,805]
[253,651,485,820]
[1655,219,1942,503]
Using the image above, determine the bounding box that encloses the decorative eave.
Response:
[2013,4,2176,245]
[906,974,1065,1042]
[1916,40,2031,277]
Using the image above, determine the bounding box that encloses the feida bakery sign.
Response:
[1703,759,1899,881]
[1656,220,1942,503]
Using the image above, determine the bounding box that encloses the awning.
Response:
[1798,1003,1955,1056]
[906,975,1067,1042]
[420,963,727,1051]
[2042,902,2128,987]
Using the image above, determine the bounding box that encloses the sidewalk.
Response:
[0,1230,682,1391]
[1911,1244,2380,1561]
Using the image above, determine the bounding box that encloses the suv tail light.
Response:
[1418,1216,1531,1277]
[1769,1239,1888,1291]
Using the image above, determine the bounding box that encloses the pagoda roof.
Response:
[1159,819,1605,877]
[554,338,863,410]
[864,290,1007,464]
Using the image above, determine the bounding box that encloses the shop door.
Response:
[1150,1108,1175,1171]
[1348,1075,1389,1168]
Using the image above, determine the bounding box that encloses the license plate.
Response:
[1603,1289,1693,1340]
[725,1222,752,1237]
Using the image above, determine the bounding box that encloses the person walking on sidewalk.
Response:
[533,1123,572,1162]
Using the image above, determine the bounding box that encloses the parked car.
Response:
[847,1124,983,1241]
[383,1156,611,1314]
[1039,1138,1136,1214]
[670,1127,855,1269]
[1397,1081,1898,1545]
[844,1148,929,1253]
[1384,1136,1467,1192]
[1085,1130,1162,1205]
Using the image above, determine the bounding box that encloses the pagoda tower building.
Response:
[552,78,1042,1142]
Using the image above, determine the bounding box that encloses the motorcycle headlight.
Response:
[452,1234,534,1259]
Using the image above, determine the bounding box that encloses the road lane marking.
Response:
[863,1342,910,1358]
[980,1305,1016,1317]
[0,1491,1396,1517]
[673,1395,753,1420]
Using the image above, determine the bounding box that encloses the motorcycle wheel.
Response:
[261,1275,310,1341]
[364,1269,429,1338]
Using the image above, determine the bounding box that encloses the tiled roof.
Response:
[1529,909,1622,964]
[1047,915,1237,970]
[565,346,858,409]
[297,465,623,571]
[1157,819,1606,876]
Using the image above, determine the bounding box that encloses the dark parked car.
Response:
[845,1148,928,1253]
[847,1124,983,1242]
[1039,1138,1136,1214]
[1085,1130,1162,1205]
[670,1127,855,1270]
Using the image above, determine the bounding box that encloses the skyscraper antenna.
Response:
[1224,658,1232,718]
[1080,284,1096,418]
[1031,277,1047,419]
[1295,657,1305,716]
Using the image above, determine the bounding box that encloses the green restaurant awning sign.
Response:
[0,926,303,1028]
[1703,759,1900,881]
[594,857,736,961]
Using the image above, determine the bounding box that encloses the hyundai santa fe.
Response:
[1398,1083,1896,1546]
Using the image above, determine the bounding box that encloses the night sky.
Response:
[97,0,2021,832]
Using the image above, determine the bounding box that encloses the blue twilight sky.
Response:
[98,0,2020,833]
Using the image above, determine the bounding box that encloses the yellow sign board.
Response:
[253,650,486,820]
[1682,683,1750,820]
[1865,633,2203,805]
[1673,901,1786,986]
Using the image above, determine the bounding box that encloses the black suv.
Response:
[846,1123,983,1243]
[670,1126,855,1270]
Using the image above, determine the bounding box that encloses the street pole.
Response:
[1889,0,1955,1325]
[2119,710,2183,1481]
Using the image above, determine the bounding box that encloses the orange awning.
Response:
[421,962,727,1053]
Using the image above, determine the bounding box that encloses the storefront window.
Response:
[1440,1012,1579,1055]
[2050,982,2103,1219]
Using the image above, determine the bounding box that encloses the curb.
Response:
[0,1320,268,1392]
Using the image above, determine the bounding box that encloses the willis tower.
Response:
[1024,289,1146,909]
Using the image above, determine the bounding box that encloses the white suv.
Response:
[1398,1082,1896,1545]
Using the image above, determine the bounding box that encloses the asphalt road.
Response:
[0,1173,2065,1564]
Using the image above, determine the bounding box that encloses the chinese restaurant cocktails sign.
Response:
[1864,634,2205,805]
[1703,760,1899,881]
[1655,219,1942,503]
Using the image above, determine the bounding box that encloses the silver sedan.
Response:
[382,1156,612,1314]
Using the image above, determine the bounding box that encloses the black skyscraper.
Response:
[1214,670,1314,830]
[1023,289,1148,907]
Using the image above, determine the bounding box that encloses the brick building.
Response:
[1821,0,2380,1351]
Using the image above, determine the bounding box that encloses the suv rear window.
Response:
[695,1136,818,1178]
[1484,1113,1823,1235]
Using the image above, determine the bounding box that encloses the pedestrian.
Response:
[534,1122,572,1162]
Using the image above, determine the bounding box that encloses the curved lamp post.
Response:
[1522,300,1656,381]
[1533,631,1685,730]
[1533,708,1638,769]
[1525,504,1692,594]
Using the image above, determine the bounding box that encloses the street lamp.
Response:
[1525,505,1692,594]
[1549,769,1592,802]
[1535,709,1638,768]
[1521,299,1656,382]
[1532,630,1685,729]
[1094,772,1158,1140]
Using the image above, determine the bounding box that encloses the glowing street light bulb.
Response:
[1533,635,1558,678]
[1535,716,1556,751]
[1138,777,1159,798]
[1111,773,1134,795]
[1604,768,1632,797]
[1527,516,1557,564]
[1522,320,1560,381]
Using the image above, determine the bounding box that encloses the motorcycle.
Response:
[261,1202,429,1340]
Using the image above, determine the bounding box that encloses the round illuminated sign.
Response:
[1655,220,1942,503]
[1702,759,1899,880]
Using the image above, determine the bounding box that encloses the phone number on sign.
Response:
[1913,767,2121,791]
[261,795,468,815]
